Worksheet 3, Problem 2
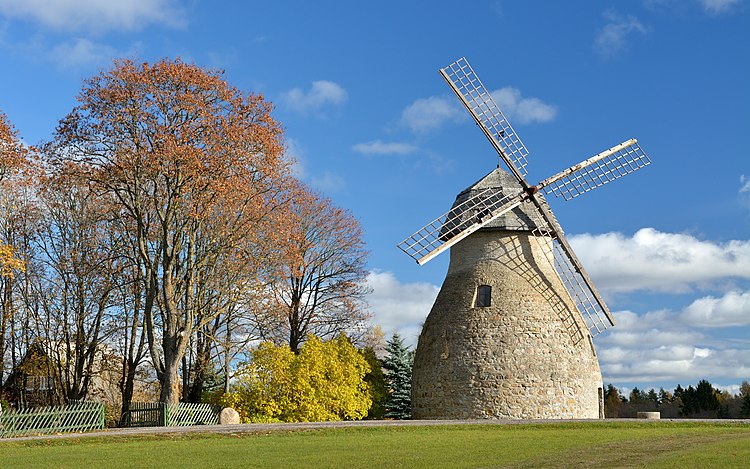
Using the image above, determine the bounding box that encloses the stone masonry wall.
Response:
[411,230,604,419]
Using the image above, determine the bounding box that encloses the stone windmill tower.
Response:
[397,58,651,419]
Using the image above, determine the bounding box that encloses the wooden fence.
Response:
[124,401,165,427]
[123,402,219,427]
[0,400,104,438]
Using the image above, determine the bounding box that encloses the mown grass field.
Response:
[0,421,748,468]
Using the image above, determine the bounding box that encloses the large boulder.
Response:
[219,407,240,425]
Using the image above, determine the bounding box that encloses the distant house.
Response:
[2,339,121,408]
[2,341,59,408]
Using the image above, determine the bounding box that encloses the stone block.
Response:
[219,407,241,425]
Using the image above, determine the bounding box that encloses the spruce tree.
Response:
[740,393,750,418]
[383,333,413,419]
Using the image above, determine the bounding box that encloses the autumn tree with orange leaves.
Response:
[54,59,290,404]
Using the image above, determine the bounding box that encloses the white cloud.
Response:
[699,0,741,14]
[281,80,348,116]
[716,383,742,395]
[0,0,186,33]
[571,228,750,293]
[608,309,674,331]
[490,87,557,124]
[49,38,117,68]
[400,96,464,133]
[594,10,647,59]
[400,88,554,133]
[600,344,750,383]
[364,270,439,347]
[352,140,417,155]
[681,290,750,327]
[597,295,750,386]
[604,329,704,347]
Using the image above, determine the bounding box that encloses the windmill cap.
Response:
[446,167,544,233]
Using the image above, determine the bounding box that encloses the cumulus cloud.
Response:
[400,96,464,133]
[401,88,554,134]
[365,271,439,346]
[594,10,647,59]
[604,328,705,347]
[608,309,674,331]
[570,228,750,293]
[281,80,348,116]
[680,290,750,327]
[600,344,749,383]
[490,87,557,124]
[597,292,750,386]
[699,0,742,14]
[352,140,417,155]
[0,0,186,33]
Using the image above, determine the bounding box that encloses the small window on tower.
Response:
[475,285,491,307]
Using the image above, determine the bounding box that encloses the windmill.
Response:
[398,57,651,419]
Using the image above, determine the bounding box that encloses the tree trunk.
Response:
[118,359,137,427]
[187,359,204,403]
[0,277,10,395]
[187,336,211,403]
[159,351,182,404]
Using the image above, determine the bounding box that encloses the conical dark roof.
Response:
[444,167,544,234]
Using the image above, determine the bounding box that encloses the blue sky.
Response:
[0,0,748,395]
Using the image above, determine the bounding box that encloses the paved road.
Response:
[3,418,748,442]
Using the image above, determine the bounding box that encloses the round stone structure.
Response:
[411,168,604,420]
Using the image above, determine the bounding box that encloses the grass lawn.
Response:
[0,421,748,468]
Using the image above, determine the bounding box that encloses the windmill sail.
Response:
[397,188,523,265]
[440,57,530,179]
[527,197,615,334]
[399,141,651,268]
[539,139,651,201]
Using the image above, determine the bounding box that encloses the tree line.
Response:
[0,58,377,423]
[604,379,750,419]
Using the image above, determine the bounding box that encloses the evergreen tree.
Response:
[740,381,750,418]
[629,387,647,404]
[383,333,413,419]
[740,393,750,418]
[362,347,388,419]
[658,387,673,405]
[679,379,720,416]
[695,379,721,412]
